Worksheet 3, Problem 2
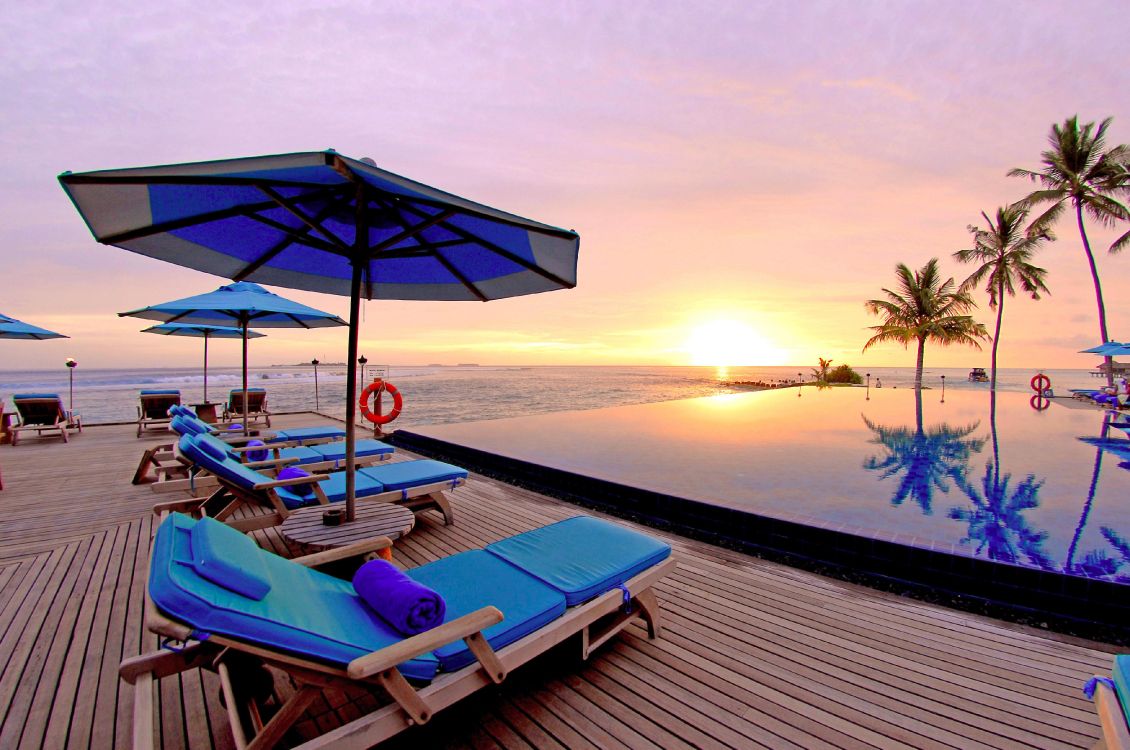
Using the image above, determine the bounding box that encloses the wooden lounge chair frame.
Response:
[133,423,281,486]
[1089,677,1130,750]
[153,462,460,531]
[136,392,182,437]
[10,396,81,446]
[120,535,674,750]
[224,389,272,427]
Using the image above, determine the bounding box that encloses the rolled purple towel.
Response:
[246,439,267,462]
[353,559,446,636]
[276,466,314,496]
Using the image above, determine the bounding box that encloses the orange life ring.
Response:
[359,380,403,425]
[1030,373,1051,394]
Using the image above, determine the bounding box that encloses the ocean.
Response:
[0,364,1102,429]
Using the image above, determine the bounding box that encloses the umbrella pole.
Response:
[242,320,249,437]
[345,262,363,523]
[203,332,209,403]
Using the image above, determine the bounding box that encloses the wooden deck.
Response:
[0,413,1117,749]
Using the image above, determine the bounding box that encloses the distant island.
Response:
[457,363,480,366]
[272,362,347,367]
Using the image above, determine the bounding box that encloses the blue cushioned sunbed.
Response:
[269,426,347,444]
[272,459,467,509]
[1114,655,1130,718]
[191,431,393,469]
[141,389,181,395]
[486,516,672,605]
[149,514,611,679]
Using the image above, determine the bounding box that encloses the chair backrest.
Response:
[228,389,267,414]
[140,390,182,419]
[13,394,64,426]
[178,434,267,491]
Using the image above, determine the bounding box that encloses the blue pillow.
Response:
[277,466,314,496]
[188,517,272,600]
[197,436,230,463]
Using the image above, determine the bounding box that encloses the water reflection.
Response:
[1068,414,1130,582]
[862,389,984,514]
[948,392,1051,568]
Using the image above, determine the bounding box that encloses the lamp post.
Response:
[940,375,946,403]
[358,355,368,384]
[866,372,871,400]
[311,358,320,411]
[797,371,803,397]
[65,357,77,414]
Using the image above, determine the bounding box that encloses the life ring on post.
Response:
[1030,373,1051,395]
[359,379,403,425]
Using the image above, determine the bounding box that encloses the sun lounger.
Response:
[133,410,358,487]
[161,433,462,530]
[136,389,181,437]
[223,388,272,427]
[120,513,675,749]
[1085,656,1130,750]
[9,393,81,446]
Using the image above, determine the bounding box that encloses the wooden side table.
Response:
[280,502,416,553]
[192,402,218,423]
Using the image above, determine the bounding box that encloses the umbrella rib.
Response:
[398,203,576,289]
[368,209,457,255]
[235,199,356,279]
[241,214,344,255]
[259,186,352,252]
[327,155,578,241]
[431,251,489,301]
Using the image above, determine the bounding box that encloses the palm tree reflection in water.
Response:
[1067,413,1130,583]
[947,392,1053,569]
[862,389,985,515]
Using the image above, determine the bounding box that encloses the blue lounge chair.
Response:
[136,389,181,437]
[164,433,464,530]
[120,513,675,749]
[10,393,81,446]
[1085,655,1130,749]
[169,404,347,445]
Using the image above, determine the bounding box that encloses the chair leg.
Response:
[634,588,662,639]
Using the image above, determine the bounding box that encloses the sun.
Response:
[684,319,785,366]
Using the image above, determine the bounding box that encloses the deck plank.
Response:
[0,415,1116,749]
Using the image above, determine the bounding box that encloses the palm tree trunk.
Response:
[990,280,1004,391]
[915,336,926,390]
[1076,200,1113,386]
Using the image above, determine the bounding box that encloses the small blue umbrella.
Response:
[121,282,345,430]
[60,150,579,520]
[0,313,67,340]
[1081,341,1130,356]
[141,322,265,403]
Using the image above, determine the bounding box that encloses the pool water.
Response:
[408,386,1130,587]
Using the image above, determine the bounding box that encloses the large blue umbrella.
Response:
[59,150,579,520]
[141,322,265,403]
[121,282,345,432]
[0,313,67,340]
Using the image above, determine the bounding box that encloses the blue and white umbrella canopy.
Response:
[121,283,344,427]
[60,150,580,520]
[0,313,67,340]
[141,322,265,403]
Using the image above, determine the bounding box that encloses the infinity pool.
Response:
[405,386,1130,589]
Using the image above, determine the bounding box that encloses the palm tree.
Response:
[954,204,1051,390]
[1009,116,1130,385]
[863,259,989,389]
[813,357,833,382]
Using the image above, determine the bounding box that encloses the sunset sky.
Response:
[1,1,1127,371]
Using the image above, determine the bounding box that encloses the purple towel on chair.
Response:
[353,559,446,636]
[245,439,267,462]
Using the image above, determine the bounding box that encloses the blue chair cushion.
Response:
[141,389,181,395]
[189,517,272,600]
[1114,655,1130,722]
[486,516,671,606]
[275,446,323,465]
[272,469,386,510]
[13,393,61,400]
[359,459,467,491]
[407,550,565,673]
[179,435,266,491]
[307,440,394,464]
[269,426,347,444]
[149,514,438,681]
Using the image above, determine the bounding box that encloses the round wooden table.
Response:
[280,502,415,552]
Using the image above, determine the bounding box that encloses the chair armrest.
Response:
[252,472,325,490]
[347,606,504,679]
[292,536,392,568]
